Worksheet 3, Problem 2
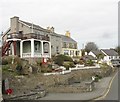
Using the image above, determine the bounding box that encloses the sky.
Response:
[0,0,119,49]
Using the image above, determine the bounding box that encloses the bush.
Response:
[54,54,73,66]
[79,59,85,64]
[2,58,8,65]
[16,64,23,75]
[94,75,102,82]
[85,60,94,66]
[74,60,79,65]
[36,58,42,66]
[41,67,52,73]
[63,62,75,70]
[2,65,10,71]
[63,63,70,70]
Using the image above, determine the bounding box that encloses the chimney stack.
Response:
[47,26,54,33]
[10,16,19,34]
[65,31,70,37]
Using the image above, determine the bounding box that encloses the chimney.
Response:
[50,27,54,33]
[65,31,70,37]
[47,26,54,33]
[10,16,19,34]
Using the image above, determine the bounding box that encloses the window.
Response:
[74,43,77,49]
[64,50,69,55]
[43,42,49,53]
[63,42,67,48]
[56,46,59,54]
[69,43,72,48]
[35,43,39,51]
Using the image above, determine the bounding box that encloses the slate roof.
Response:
[19,20,61,37]
[19,20,48,32]
[91,50,105,56]
[101,49,118,56]
[60,35,77,43]
[83,55,97,60]
[19,19,77,42]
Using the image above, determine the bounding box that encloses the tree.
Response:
[85,42,98,53]
[115,46,120,55]
[96,53,104,60]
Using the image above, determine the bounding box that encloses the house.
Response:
[61,31,80,57]
[88,50,104,59]
[2,16,51,63]
[2,16,79,62]
[81,55,97,62]
[101,49,120,66]
[46,27,62,55]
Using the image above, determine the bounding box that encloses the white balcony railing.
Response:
[22,53,50,58]
[42,53,50,58]
[34,53,42,57]
[22,53,31,58]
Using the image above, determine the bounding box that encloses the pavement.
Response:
[39,71,117,100]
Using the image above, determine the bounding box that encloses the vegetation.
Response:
[73,60,80,65]
[81,49,85,56]
[85,59,94,66]
[115,46,120,55]
[85,42,98,53]
[63,62,75,70]
[54,54,73,66]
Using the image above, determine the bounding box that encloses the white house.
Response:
[101,49,120,65]
[2,16,51,63]
[88,50,103,59]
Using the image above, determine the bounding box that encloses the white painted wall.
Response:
[88,52,97,58]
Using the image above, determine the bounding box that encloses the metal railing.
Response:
[7,33,49,41]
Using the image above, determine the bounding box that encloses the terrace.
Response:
[7,33,50,41]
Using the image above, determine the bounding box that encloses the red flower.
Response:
[6,89,13,94]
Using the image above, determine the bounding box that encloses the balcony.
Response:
[7,33,49,41]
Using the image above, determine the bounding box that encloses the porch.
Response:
[20,39,51,58]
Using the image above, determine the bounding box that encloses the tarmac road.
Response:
[101,69,119,101]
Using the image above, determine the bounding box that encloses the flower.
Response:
[6,89,13,95]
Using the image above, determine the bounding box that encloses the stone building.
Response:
[2,16,79,60]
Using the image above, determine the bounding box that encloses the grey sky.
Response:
[0,0,119,49]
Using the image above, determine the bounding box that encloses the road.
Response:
[100,69,119,101]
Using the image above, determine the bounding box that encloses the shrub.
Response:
[63,62,75,70]
[79,59,85,64]
[94,75,102,82]
[54,54,73,66]
[2,58,8,65]
[36,58,42,66]
[16,64,23,75]
[74,60,79,65]
[2,65,10,71]
[63,62,70,70]
[41,67,52,73]
[85,60,94,66]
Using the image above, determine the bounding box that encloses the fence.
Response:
[44,64,100,76]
